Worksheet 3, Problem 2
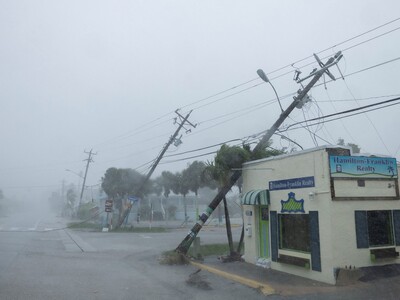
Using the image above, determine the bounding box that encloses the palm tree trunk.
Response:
[183,195,188,226]
[223,196,234,256]
[237,225,244,254]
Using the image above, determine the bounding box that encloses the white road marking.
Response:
[139,234,152,239]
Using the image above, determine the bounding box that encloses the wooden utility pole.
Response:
[142,110,196,187]
[176,51,343,254]
[116,109,196,228]
[78,149,96,207]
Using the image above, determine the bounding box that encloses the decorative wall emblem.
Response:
[281,192,305,213]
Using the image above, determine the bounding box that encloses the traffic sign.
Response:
[105,199,113,212]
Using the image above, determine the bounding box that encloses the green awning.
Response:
[241,190,269,205]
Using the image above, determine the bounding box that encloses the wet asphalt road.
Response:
[1,208,400,299]
[0,209,264,300]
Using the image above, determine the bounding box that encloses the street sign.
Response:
[128,196,140,203]
[105,199,113,212]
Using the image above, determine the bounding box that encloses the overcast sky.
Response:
[1,1,400,201]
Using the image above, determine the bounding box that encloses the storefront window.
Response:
[367,210,394,247]
[279,214,310,252]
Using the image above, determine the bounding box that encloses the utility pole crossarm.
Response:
[176,51,342,255]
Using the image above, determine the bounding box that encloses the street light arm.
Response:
[257,69,284,112]
[268,81,283,112]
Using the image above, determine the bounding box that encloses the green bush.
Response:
[167,205,177,220]
[139,205,151,220]
[77,203,98,220]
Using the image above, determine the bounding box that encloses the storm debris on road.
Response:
[186,269,212,290]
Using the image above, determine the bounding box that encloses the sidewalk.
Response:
[189,256,400,298]
[192,257,334,297]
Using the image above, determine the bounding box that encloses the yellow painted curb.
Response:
[190,261,275,296]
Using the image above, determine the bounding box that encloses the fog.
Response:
[1,1,400,207]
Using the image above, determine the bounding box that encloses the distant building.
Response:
[241,145,400,284]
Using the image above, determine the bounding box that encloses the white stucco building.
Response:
[241,146,400,284]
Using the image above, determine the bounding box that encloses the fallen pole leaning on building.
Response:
[176,51,343,254]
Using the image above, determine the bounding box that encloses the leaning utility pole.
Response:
[79,149,97,207]
[116,109,196,228]
[176,51,343,254]
[142,110,196,188]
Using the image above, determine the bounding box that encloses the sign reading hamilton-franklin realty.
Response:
[269,176,315,191]
[329,155,398,178]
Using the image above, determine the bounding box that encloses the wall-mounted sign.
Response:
[281,192,305,213]
[269,176,315,191]
[329,156,398,178]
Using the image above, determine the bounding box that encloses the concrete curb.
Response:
[190,261,276,296]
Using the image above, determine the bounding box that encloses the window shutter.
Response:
[355,211,369,248]
[309,211,321,272]
[270,211,278,262]
[393,210,400,246]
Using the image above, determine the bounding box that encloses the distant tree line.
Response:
[100,141,286,253]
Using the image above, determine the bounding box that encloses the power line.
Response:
[7,55,400,177]
[324,88,359,144]
[318,93,400,103]
[190,83,264,111]
[93,114,176,149]
[89,18,400,150]
[337,56,400,81]
[163,138,242,158]
[185,56,400,141]
[180,78,260,111]
[282,56,400,99]
[281,96,400,132]
[115,94,400,169]
[287,101,400,132]
[341,25,400,53]
[196,97,279,126]
[270,17,400,76]
[4,21,399,178]
[150,94,399,166]
[258,27,400,88]
[160,151,218,165]
[342,79,391,154]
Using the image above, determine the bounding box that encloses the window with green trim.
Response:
[279,214,310,252]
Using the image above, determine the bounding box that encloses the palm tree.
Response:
[184,161,206,220]
[203,144,250,258]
